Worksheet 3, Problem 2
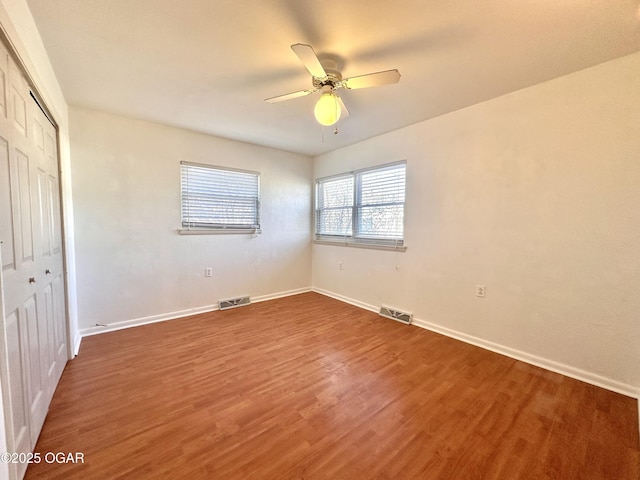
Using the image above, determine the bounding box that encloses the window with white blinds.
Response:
[316,174,353,237]
[181,162,260,232]
[315,161,406,247]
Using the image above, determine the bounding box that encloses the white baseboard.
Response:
[312,288,640,400]
[252,287,311,304]
[78,287,312,339]
[411,317,639,399]
[79,304,218,337]
[311,287,378,313]
[73,333,82,357]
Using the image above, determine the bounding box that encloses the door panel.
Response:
[36,168,51,257]
[4,308,30,456]
[52,274,66,362]
[41,282,55,398]
[0,135,15,271]
[32,118,43,155]
[22,295,46,442]
[0,52,7,119]
[44,131,54,161]
[9,63,26,138]
[49,175,61,255]
[15,149,33,264]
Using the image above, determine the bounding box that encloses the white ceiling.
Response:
[26,0,640,156]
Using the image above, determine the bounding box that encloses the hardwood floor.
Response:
[25,292,639,479]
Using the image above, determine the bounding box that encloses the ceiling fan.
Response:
[265,43,401,127]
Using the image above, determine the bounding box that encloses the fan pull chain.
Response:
[319,123,339,143]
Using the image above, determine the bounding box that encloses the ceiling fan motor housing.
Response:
[313,72,342,90]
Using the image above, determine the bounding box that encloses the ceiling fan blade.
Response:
[265,89,315,103]
[291,43,327,79]
[341,69,401,90]
[336,95,350,118]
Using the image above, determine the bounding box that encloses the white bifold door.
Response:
[0,41,68,479]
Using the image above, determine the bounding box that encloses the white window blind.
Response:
[316,161,406,247]
[181,162,260,231]
[316,174,353,236]
[356,164,405,240]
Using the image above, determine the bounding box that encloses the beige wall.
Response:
[313,52,640,395]
[70,107,313,330]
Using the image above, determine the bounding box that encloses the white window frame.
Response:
[179,161,261,235]
[315,161,406,251]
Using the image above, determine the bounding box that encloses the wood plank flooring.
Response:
[25,292,639,479]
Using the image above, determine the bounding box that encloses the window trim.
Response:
[179,161,261,235]
[314,160,407,251]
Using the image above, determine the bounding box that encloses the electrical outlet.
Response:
[476,285,486,298]
[339,261,343,270]
[205,268,213,277]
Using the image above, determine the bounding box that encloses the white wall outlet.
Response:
[476,285,486,298]
[205,268,213,277]
[339,261,343,270]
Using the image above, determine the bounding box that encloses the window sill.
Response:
[313,239,407,252]
[178,228,261,235]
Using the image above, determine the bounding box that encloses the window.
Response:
[180,162,260,233]
[315,161,406,248]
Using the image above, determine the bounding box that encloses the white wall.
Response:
[70,107,312,331]
[313,52,640,395]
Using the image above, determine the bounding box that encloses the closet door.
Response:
[30,80,67,403]
[0,42,68,480]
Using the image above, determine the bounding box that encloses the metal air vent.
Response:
[218,295,251,310]
[379,305,412,325]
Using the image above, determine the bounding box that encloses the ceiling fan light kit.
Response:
[266,43,400,128]
[314,86,341,126]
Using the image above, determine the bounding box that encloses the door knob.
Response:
[45,269,51,275]
[28,277,36,284]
